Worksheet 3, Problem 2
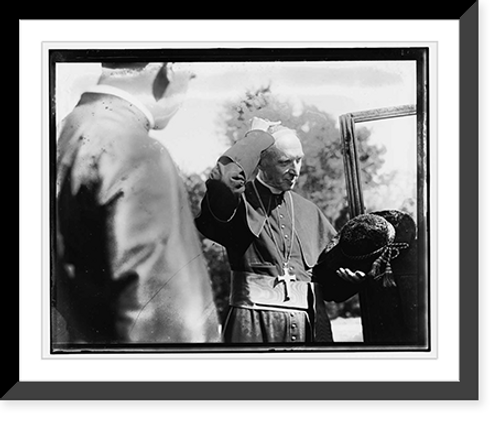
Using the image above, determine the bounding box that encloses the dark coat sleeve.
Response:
[312,236,362,303]
[195,129,275,240]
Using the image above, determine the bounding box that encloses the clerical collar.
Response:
[256,175,284,195]
[85,85,155,128]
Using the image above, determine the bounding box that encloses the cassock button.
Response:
[291,335,297,341]
[281,224,285,229]
[279,214,284,219]
[291,323,297,329]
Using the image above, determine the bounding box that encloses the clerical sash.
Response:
[230,271,310,310]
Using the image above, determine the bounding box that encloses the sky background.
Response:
[55,60,417,180]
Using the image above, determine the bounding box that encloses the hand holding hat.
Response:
[313,210,416,302]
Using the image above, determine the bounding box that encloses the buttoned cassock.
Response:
[54,89,221,344]
[195,146,337,343]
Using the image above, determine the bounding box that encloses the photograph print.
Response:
[49,46,430,354]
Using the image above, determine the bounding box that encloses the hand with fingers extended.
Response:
[336,268,366,285]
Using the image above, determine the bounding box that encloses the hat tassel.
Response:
[371,248,398,288]
[381,260,397,288]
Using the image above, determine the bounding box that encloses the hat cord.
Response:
[338,220,409,287]
[369,242,409,287]
[340,220,397,261]
[341,243,388,261]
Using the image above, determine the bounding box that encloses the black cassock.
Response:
[196,170,337,343]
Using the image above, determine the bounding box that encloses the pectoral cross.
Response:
[277,263,296,302]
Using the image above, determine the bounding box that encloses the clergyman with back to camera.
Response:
[54,62,221,345]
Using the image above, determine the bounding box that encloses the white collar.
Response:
[256,174,284,195]
[85,85,155,128]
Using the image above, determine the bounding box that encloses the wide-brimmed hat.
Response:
[314,210,416,288]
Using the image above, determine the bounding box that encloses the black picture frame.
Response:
[10,5,478,400]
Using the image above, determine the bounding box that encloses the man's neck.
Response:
[256,174,284,195]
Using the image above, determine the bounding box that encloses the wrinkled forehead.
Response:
[272,128,304,158]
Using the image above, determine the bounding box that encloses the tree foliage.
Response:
[220,86,387,229]
[182,172,232,323]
